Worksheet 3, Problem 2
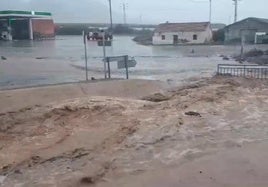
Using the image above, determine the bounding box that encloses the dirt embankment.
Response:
[0,76,268,187]
[132,34,153,46]
[233,49,268,65]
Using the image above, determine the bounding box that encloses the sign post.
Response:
[98,32,112,79]
[124,55,129,79]
[102,31,107,79]
[82,31,88,81]
[107,58,111,79]
[240,34,245,63]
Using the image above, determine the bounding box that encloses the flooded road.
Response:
[0,35,266,89]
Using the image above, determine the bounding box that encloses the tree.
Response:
[213,29,225,42]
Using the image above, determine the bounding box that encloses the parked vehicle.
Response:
[87,32,113,41]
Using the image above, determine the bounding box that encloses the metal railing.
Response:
[217,64,268,79]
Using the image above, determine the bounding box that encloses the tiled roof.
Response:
[155,22,210,33]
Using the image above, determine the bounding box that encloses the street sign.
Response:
[118,59,137,69]
[103,55,137,80]
[98,40,112,47]
[105,55,127,62]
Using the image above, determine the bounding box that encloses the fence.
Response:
[217,64,268,79]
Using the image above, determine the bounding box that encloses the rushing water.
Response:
[0,35,265,89]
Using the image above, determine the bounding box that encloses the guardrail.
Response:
[217,64,268,79]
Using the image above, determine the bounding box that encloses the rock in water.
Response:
[223,56,230,60]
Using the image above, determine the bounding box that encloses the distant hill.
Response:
[55,23,154,36]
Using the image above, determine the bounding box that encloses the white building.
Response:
[153,22,213,45]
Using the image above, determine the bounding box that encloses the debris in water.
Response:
[178,117,184,125]
[1,56,7,60]
[142,93,171,102]
[1,165,11,173]
[80,176,95,184]
[14,169,22,174]
[223,56,230,60]
[0,175,6,185]
[185,111,202,117]
[36,57,48,60]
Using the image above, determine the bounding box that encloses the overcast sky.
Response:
[1,0,268,24]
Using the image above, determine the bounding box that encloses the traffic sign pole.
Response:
[102,31,107,79]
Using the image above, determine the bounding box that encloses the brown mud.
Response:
[0,76,268,186]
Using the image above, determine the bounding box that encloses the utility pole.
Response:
[233,0,238,23]
[209,0,212,23]
[108,0,113,32]
[123,3,127,25]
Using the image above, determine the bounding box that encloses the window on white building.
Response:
[193,34,197,40]
[162,35,165,40]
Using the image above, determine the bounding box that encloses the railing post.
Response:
[107,58,111,79]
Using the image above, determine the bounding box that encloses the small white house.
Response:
[153,22,213,45]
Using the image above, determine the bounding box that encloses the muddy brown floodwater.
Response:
[0,76,268,187]
[1,36,268,89]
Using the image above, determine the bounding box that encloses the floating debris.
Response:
[1,56,7,60]
[185,111,202,117]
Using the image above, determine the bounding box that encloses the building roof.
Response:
[225,17,268,29]
[155,22,210,33]
[255,17,268,24]
[0,10,52,18]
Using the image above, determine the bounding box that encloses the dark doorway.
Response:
[0,20,8,31]
[241,29,257,44]
[173,35,178,44]
[11,19,30,40]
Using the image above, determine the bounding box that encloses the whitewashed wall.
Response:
[153,27,212,45]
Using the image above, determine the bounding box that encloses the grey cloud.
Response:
[1,0,268,24]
